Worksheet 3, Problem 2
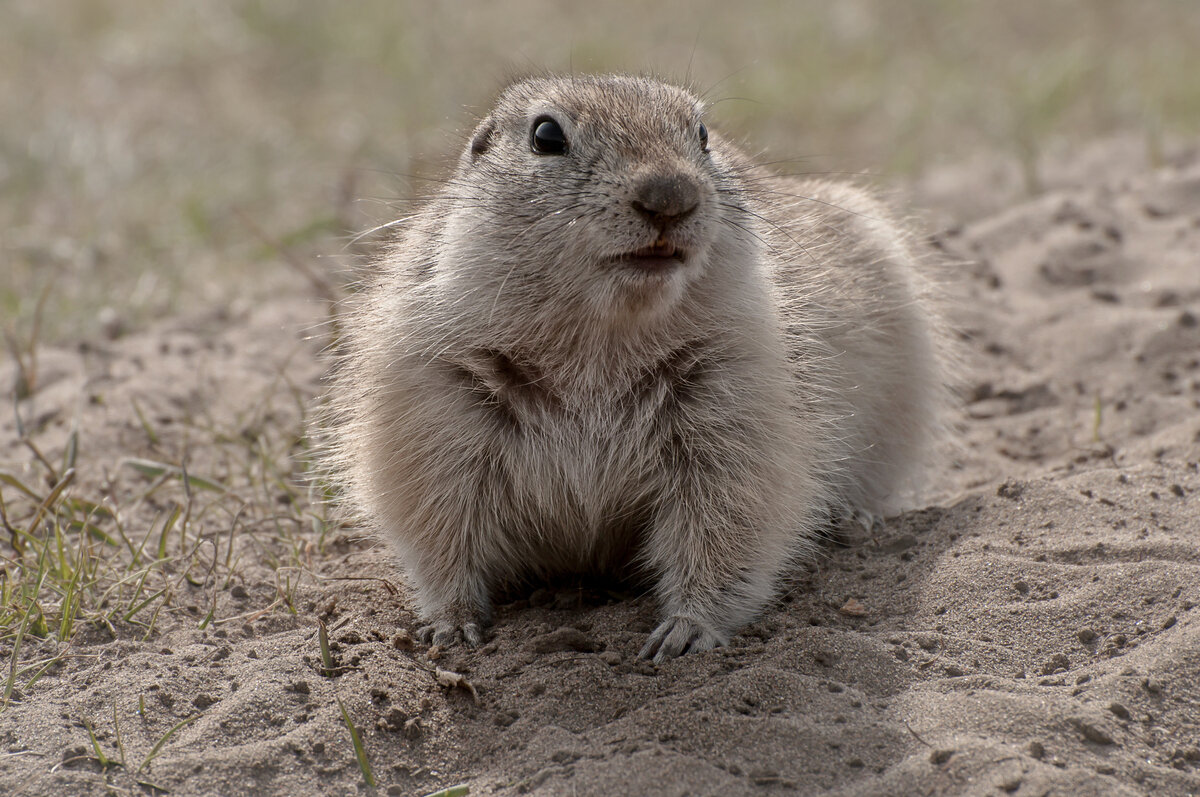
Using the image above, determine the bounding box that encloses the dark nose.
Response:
[631,173,699,229]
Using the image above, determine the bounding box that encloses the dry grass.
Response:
[0,382,326,698]
[3,1,1199,344]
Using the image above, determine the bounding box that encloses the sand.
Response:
[1,148,1198,796]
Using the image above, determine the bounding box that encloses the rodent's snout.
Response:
[630,172,700,231]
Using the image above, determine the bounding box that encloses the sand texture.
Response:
[2,154,1199,796]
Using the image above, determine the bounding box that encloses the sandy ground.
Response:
[2,148,1199,796]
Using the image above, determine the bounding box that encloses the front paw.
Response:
[416,621,484,648]
[639,615,726,662]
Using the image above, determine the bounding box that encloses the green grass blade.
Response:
[137,713,201,774]
[0,472,41,502]
[123,587,166,624]
[82,718,111,770]
[156,504,182,561]
[57,526,87,640]
[113,701,128,769]
[423,786,470,797]
[62,425,78,473]
[5,562,49,705]
[122,458,228,494]
[130,398,160,446]
[197,590,217,630]
[336,696,375,788]
[141,601,165,641]
[317,619,336,674]
[26,468,75,536]
[65,519,120,547]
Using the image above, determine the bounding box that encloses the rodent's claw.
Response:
[415,621,484,648]
[854,508,882,534]
[639,615,723,663]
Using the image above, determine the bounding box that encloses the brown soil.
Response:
[2,151,1199,796]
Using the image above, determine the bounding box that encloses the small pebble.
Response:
[1040,653,1071,676]
[839,598,868,617]
[1108,702,1130,720]
[1077,627,1097,643]
[930,749,954,765]
[1070,718,1115,745]
[381,708,407,731]
[192,693,218,709]
[98,306,125,339]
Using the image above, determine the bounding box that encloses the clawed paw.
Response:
[854,508,882,534]
[638,615,725,663]
[415,621,484,648]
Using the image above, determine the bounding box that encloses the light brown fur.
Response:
[325,75,950,660]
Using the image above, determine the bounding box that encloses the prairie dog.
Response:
[328,74,948,661]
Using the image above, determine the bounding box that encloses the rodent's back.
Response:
[759,176,950,515]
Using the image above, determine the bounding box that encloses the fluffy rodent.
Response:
[326,74,950,661]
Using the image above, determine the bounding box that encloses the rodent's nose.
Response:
[631,173,700,229]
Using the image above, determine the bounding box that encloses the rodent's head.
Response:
[435,75,757,328]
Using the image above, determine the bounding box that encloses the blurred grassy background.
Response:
[3,0,1199,344]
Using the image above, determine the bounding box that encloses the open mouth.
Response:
[617,240,687,272]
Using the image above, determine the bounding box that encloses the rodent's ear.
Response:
[468,118,496,162]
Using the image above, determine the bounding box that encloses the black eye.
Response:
[531,116,567,155]
[698,122,709,151]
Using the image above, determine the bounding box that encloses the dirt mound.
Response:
[2,156,1199,796]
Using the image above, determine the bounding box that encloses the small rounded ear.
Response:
[468,117,496,161]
